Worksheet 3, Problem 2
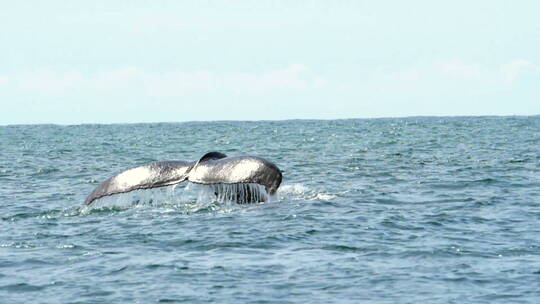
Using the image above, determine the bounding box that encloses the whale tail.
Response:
[84,152,281,205]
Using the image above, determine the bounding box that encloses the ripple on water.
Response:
[0,118,539,303]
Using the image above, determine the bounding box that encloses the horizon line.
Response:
[2,114,539,127]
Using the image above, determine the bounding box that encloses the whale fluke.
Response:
[84,160,193,205]
[84,152,282,205]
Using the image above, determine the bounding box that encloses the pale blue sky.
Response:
[1,1,539,124]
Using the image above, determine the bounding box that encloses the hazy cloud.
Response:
[438,61,480,77]
[382,59,538,86]
[15,70,84,93]
[500,59,535,84]
[7,64,323,97]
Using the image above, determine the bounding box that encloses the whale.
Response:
[84,152,282,205]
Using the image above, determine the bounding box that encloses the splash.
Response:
[277,183,337,201]
[81,182,271,213]
[206,183,269,204]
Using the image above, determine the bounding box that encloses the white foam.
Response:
[278,183,336,201]
[278,184,310,195]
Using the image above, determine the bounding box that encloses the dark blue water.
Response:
[1,117,539,303]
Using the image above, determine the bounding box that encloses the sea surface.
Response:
[1,117,539,303]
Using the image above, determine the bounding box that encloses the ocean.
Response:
[1,117,539,303]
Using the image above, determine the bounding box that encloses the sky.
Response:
[1,0,539,125]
